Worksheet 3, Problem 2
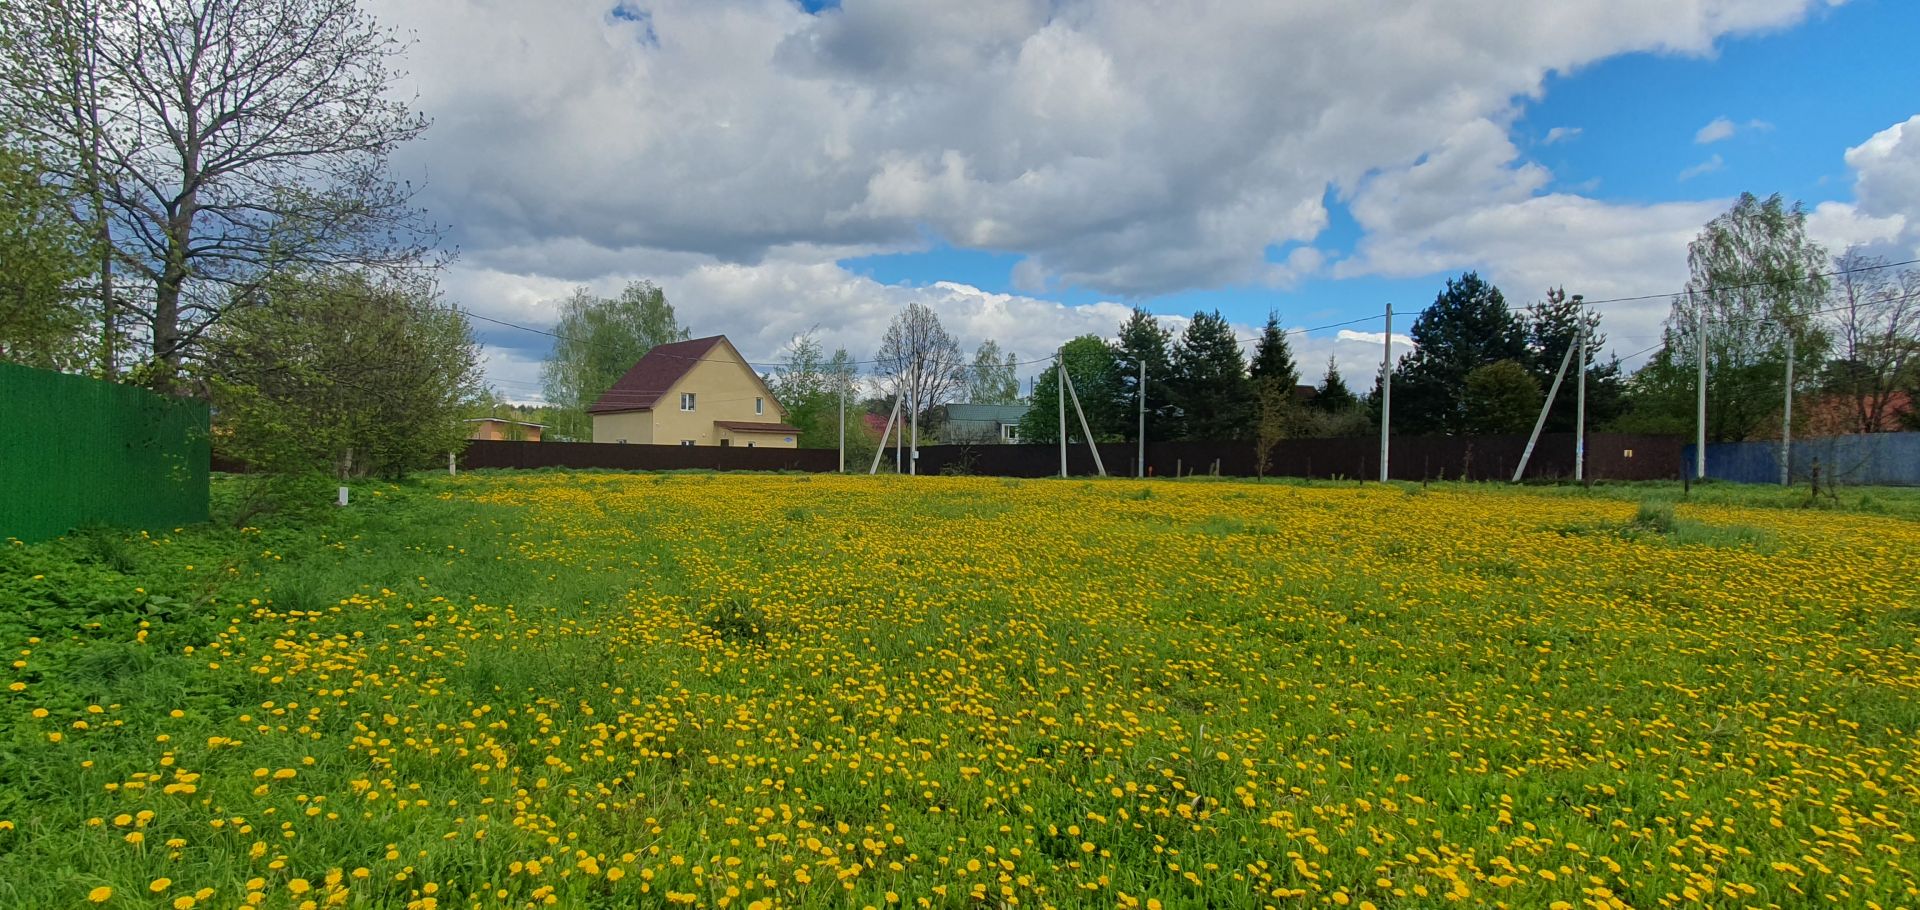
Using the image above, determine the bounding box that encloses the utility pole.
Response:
[1137,358,1146,478]
[1781,329,1795,486]
[1513,338,1575,482]
[1062,357,1107,477]
[908,356,919,475]
[1379,303,1392,482]
[868,392,902,475]
[1696,301,1708,480]
[837,383,845,473]
[1057,348,1068,478]
[1574,295,1587,483]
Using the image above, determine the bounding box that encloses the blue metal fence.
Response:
[1684,432,1920,486]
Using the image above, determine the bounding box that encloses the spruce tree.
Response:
[1249,310,1300,390]
[1312,356,1358,412]
[1115,307,1180,441]
[1391,272,1527,435]
[1169,310,1254,440]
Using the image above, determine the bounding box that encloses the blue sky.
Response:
[375,0,1920,398]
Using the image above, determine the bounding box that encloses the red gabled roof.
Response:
[587,336,726,414]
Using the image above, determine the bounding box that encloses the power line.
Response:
[1573,257,1919,311]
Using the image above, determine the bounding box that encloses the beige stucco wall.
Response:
[591,410,654,445]
[591,339,790,446]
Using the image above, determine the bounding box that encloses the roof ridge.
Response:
[585,335,727,414]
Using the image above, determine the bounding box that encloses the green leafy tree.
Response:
[1618,194,1831,440]
[209,269,481,479]
[1168,310,1254,440]
[967,340,1019,404]
[1018,335,1126,443]
[0,144,91,368]
[1389,272,1528,435]
[1463,360,1542,435]
[540,281,688,441]
[1114,307,1179,441]
[1,0,435,392]
[770,331,859,448]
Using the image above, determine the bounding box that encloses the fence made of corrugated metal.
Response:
[461,432,1684,482]
[0,362,210,542]
[1685,432,1920,486]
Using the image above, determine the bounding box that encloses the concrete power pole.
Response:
[1696,303,1708,480]
[1057,348,1068,478]
[1781,329,1795,486]
[908,356,918,476]
[1379,303,1392,482]
[1062,359,1107,477]
[838,383,845,473]
[1137,358,1146,478]
[1514,339,1576,482]
[1574,297,1589,483]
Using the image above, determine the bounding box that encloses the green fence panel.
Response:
[0,362,210,542]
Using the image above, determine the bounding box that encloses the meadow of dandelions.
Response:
[3,473,1917,909]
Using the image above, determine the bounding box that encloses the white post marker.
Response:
[337,486,349,507]
[448,452,456,476]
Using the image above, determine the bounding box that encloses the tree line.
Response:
[480,189,1920,463]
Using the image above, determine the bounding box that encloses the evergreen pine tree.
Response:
[1168,310,1255,440]
[1115,307,1180,441]
[1249,309,1300,390]
[1391,272,1528,435]
[1312,356,1358,412]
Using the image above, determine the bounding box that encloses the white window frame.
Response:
[680,439,696,446]
[680,392,696,411]
[1000,423,1019,442]
[755,397,764,415]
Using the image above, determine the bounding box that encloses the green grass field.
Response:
[3,473,1917,909]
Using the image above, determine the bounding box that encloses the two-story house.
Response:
[589,335,800,448]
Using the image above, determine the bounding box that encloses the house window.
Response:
[680,439,695,446]
[720,439,731,447]
[755,397,764,415]
[681,392,696,411]
[746,441,756,448]
[1001,423,1019,442]
[616,438,628,444]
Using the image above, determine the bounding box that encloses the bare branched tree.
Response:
[874,302,966,426]
[0,0,435,390]
[1826,250,1920,434]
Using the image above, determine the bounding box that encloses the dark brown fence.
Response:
[461,440,839,473]
[913,432,1683,481]
[452,433,1681,481]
